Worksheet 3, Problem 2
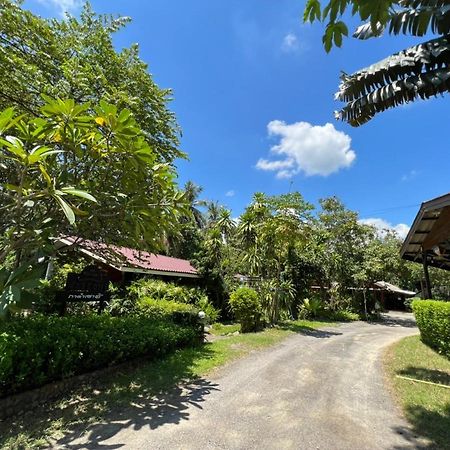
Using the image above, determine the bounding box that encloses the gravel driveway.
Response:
[64,312,424,450]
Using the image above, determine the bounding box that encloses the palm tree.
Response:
[216,209,236,243]
[206,201,222,227]
[183,181,206,228]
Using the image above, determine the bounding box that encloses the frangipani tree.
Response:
[0,97,186,316]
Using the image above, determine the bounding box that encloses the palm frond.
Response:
[335,35,450,126]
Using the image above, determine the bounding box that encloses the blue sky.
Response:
[26,0,450,237]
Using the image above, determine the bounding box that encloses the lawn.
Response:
[0,318,336,449]
[384,335,450,449]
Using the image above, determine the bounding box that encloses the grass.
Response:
[0,318,337,449]
[385,335,450,449]
[209,322,241,336]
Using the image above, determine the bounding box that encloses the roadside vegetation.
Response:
[385,335,450,449]
[0,318,335,449]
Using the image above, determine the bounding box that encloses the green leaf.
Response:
[61,187,97,203]
[53,194,76,224]
[28,147,64,164]
[303,0,321,23]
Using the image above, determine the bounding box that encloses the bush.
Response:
[297,298,324,319]
[412,299,450,359]
[137,297,197,320]
[0,315,198,397]
[125,278,219,322]
[229,287,263,333]
[323,309,360,321]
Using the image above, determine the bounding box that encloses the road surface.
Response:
[60,312,425,450]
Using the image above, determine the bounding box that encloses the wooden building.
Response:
[400,192,450,298]
[55,236,200,284]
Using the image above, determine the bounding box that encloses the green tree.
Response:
[165,181,205,259]
[0,0,181,161]
[304,0,450,126]
[237,192,313,323]
[0,98,185,316]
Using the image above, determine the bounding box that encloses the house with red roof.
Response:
[55,236,200,282]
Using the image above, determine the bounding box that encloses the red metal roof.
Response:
[59,237,199,277]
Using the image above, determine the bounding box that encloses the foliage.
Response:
[137,297,198,323]
[0,97,186,316]
[210,322,241,336]
[412,299,450,358]
[237,192,313,323]
[303,0,450,125]
[297,297,325,319]
[33,258,88,314]
[0,262,45,318]
[323,309,360,321]
[0,98,185,257]
[228,287,263,332]
[125,278,219,322]
[0,314,197,396]
[0,0,181,162]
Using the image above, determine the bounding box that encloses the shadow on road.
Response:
[0,345,220,449]
[278,322,342,338]
[56,378,220,449]
[368,313,417,329]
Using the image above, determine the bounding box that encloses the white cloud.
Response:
[256,120,356,178]
[401,169,418,182]
[359,218,410,240]
[225,190,235,197]
[37,0,82,16]
[281,33,299,52]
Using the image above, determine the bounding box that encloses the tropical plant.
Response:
[303,0,450,125]
[0,98,185,317]
[298,297,325,319]
[237,193,313,323]
[229,287,263,332]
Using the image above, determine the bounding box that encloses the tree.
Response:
[0,0,181,161]
[0,98,185,316]
[183,181,207,229]
[237,192,313,323]
[304,0,450,126]
[164,181,205,260]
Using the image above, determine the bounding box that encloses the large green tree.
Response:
[0,98,185,316]
[0,0,181,161]
[304,0,450,126]
[237,192,313,322]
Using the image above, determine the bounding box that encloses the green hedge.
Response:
[412,299,450,359]
[0,315,198,397]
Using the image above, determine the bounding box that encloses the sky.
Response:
[25,0,450,238]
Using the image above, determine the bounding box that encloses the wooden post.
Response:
[422,250,433,299]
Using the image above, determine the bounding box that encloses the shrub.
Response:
[229,287,263,333]
[323,309,360,321]
[0,315,198,397]
[297,298,324,319]
[125,278,219,322]
[137,297,197,319]
[412,299,450,359]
